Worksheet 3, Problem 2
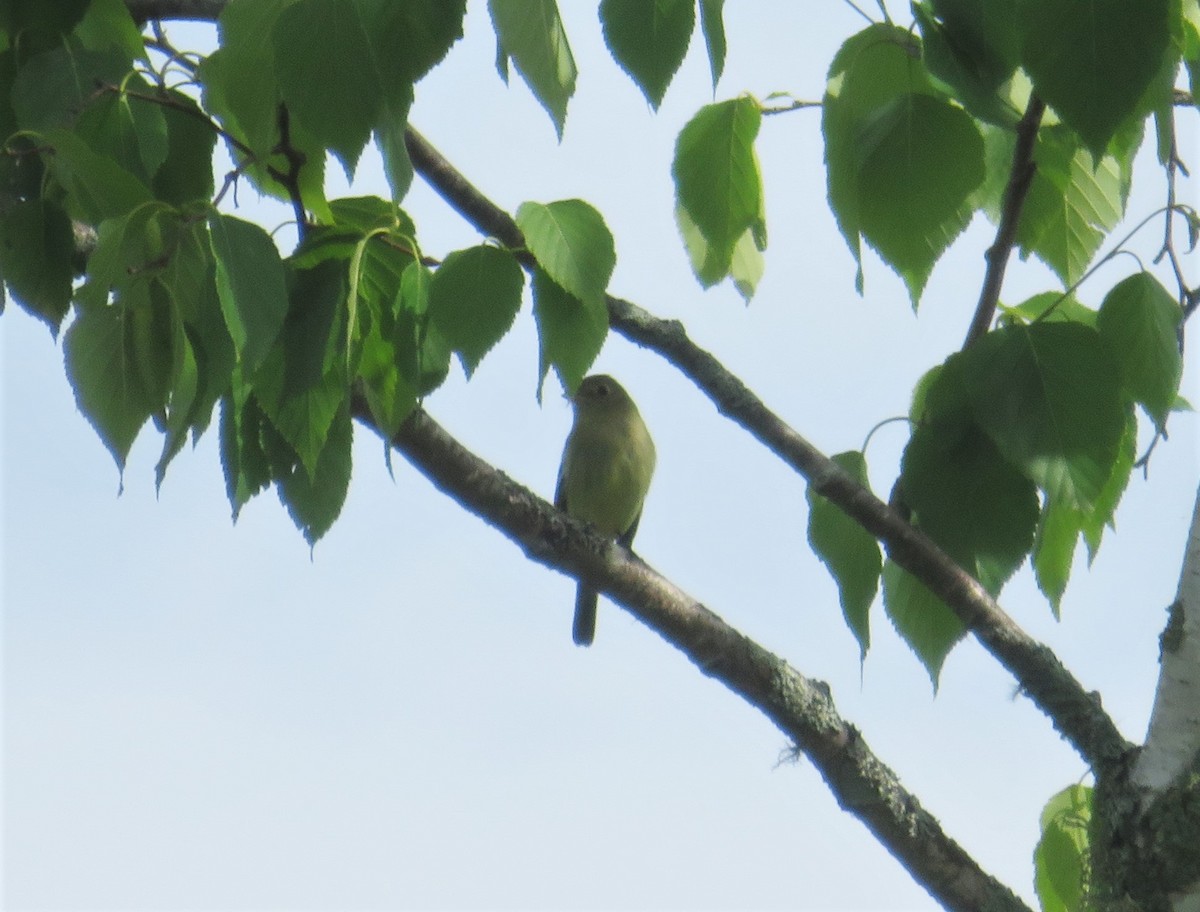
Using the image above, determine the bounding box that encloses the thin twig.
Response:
[962,95,1046,348]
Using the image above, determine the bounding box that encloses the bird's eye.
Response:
[596,382,609,396]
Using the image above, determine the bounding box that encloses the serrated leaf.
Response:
[63,302,155,474]
[672,97,763,280]
[1018,127,1124,284]
[358,316,418,442]
[355,0,466,86]
[599,0,694,109]
[1097,273,1182,430]
[10,39,129,132]
[1018,0,1170,156]
[532,265,607,398]
[72,72,168,186]
[74,0,145,62]
[219,382,273,520]
[855,92,984,304]
[392,261,450,397]
[915,0,1019,125]
[698,0,726,89]
[822,24,934,291]
[209,213,290,373]
[153,89,217,205]
[272,0,379,175]
[806,451,881,659]
[252,261,347,479]
[1001,291,1096,328]
[1081,407,1135,560]
[276,401,353,546]
[963,322,1125,513]
[1034,785,1092,912]
[427,245,525,377]
[516,199,615,309]
[1033,495,1080,617]
[902,414,1038,595]
[43,128,152,223]
[0,0,89,38]
[488,0,577,138]
[0,199,74,333]
[882,560,965,688]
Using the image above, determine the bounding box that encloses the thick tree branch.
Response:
[357,400,1032,912]
[125,0,225,23]
[962,96,1046,349]
[403,126,1131,774]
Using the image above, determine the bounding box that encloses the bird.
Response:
[555,374,656,646]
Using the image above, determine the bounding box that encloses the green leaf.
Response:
[902,414,1039,595]
[729,227,764,302]
[1001,291,1096,328]
[392,261,450,397]
[672,97,764,281]
[272,0,379,175]
[373,88,415,203]
[532,265,607,397]
[964,322,1126,513]
[1018,0,1171,156]
[882,560,965,688]
[72,72,168,186]
[855,92,984,304]
[599,0,694,109]
[219,383,273,520]
[355,0,466,86]
[276,400,353,546]
[153,89,217,205]
[200,0,295,155]
[1018,127,1124,284]
[806,451,882,660]
[427,245,525,377]
[915,0,1019,125]
[252,261,347,480]
[358,316,418,442]
[63,302,156,474]
[516,199,615,309]
[43,128,152,223]
[0,0,89,39]
[1097,273,1182,430]
[698,0,726,90]
[1080,407,1136,560]
[209,213,290,373]
[76,208,158,311]
[10,39,128,132]
[199,0,332,221]
[1033,495,1079,617]
[0,199,74,333]
[822,24,934,291]
[488,0,577,138]
[73,0,145,62]
[1034,785,1092,912]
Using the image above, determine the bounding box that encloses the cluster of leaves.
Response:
[0,0,1194,664]
[0,0,633,542]
[804,1,1197,685]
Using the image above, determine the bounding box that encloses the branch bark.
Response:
[360,400,1032,912]
[961,96,1046,349]
[403,126,1130,775]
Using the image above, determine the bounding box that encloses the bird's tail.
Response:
[573,585,597,646]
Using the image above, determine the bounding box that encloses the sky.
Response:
[3,2,1198,910]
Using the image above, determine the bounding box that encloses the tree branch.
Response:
[124,0,226,23]
[402,125,1131,774]
[359,400,1033,912]
[961,95,1046,349]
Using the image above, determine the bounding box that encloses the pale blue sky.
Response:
[3,3,1197,910]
